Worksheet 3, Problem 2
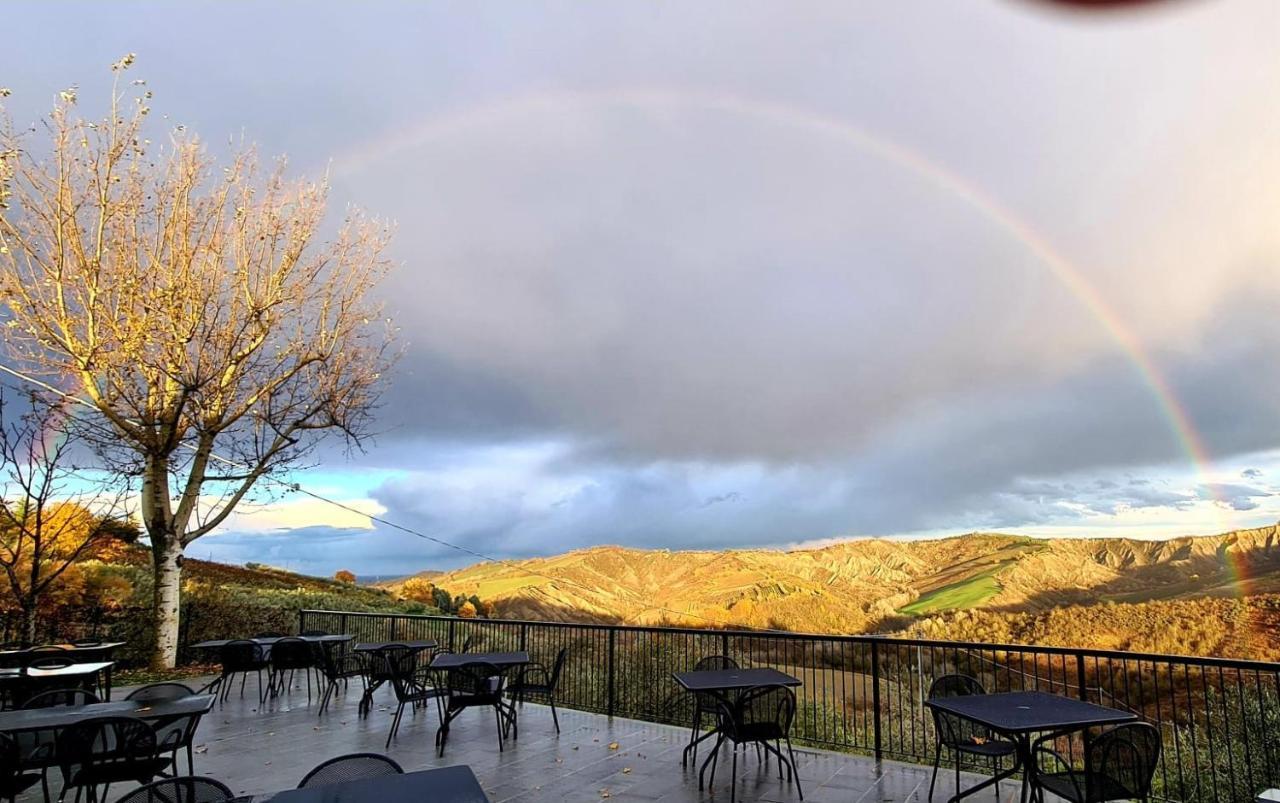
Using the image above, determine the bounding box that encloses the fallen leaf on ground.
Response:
[608,742,620,750]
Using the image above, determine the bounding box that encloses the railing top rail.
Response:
[298,609,1280,672]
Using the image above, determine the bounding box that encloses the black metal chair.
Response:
[508,647,567,733]
[373,647,442,748]
[268,637,316,701]
[699,684,802,803]
[296,753,403,789]
[436,661,512,757]
[252,632,284,639]
[214,641,268,703]
[927,675,1017,803]
[112,776,232,803]
[1032,722,1162,803]
[316,643,365,716]
[23,689,100,709]
[26,657,73,671]
[126,684,199,776]
[0,732,42,803]
[70,640,102,648]
[55,716,169,803]
[683,655,738,768]
[357,643,414,718]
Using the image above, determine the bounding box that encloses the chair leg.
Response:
[550,699,560,734]
[386,702,405,748]
[494,704,505,751]
[992,757,1000,802]
[929,744,942,802]
[786,737,803,800]
[187,742,195,775]
[730,746,738,803]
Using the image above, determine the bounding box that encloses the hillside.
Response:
[387,524,1280,660]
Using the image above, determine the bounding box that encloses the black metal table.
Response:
[0,661,117,707]
[672,667,802,768]
[0,643,126,699]
[924,691,1137,803]
[353,640,437,652]
[0,694,214,733]
[261,765,489,803]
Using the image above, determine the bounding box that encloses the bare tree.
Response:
[0,392,131,644]
[0,58,397,667]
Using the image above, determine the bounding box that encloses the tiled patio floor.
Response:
[22,676,1033,803]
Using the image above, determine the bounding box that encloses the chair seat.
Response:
[729,722,787,743]
[952,738,1018,758]
[1036,771,1135,803]
[70,757,172,786]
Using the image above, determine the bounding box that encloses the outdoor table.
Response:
[924,690,1137,803]
[671,667,802,768]
[353,639,438,652]
[0,642,126,698]
[0,694,214,771]
[188,634,353,651]
[258,766,489,803]
[0,661,116,707]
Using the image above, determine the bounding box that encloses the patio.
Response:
[21,677,1029,803]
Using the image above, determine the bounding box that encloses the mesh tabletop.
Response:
[264,765,489,803]
[924,691,1136,734]
[430,651,529,669]
[353,640,438,652]
[189,635,353,649]
[0,661,113,680]
[0,694,215,732]
[672,667,802,693]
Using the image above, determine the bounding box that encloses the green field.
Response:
[898,566,1003,615]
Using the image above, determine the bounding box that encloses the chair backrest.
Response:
[253,632,284,639]
[23,688,100,709]
[56,716,158,774]
[28,645,67,653]
[70,639,102,648]
[126,682,195,703]
[445,661,502,698]
[459,635,475,653]
[113,776,233,803]
[717,684,795,741]
[270,637,314,671]
[547,647,569,688]
[27,656,74,670]
[927,674,988,748]
[219,640,265,673]
[367,644,414,683]
[296,752,403,789]
[299,630,329,637]
[1090,722,1162,800]
[694,655,738,672]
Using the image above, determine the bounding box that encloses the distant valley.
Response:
[383,525,1280,661]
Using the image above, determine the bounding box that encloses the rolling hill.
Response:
[385,524,1280,660]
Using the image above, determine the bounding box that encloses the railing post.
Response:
[720,631,730,660]
[390,615,399,641]
[1076,652,1088,701]
[519,623,527,653]
[871,639,883,762]
[448,618,457,651]
[297,609,306,633]
[340,613,349,639]
[607,627,617,718]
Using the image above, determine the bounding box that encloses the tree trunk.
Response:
[151,535,183,669]
[19,605,36,647]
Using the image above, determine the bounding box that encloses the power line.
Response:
[0,360,785,633]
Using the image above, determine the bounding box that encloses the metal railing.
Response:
[298,609,1280,803]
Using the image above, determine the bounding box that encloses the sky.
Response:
[2,0,1279,576]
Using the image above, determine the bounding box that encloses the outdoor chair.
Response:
[684,655,738,767]
[507,647,567,733]
[436,661,511,757]
[112,776,232,803]
[0,732,42,803]
[357,643,415,717]
[268,637,316,701]
[70,640,102,648]
[22,689,100,709]
[316,643,365,716]
[214,640,268,703]
[296,753,403,789]
[372,647,442,747]
[252,632,284,639]
[927,675,1017,803]
[127,684,199,775]
[26,657,73,671]
[1032,722,1162,803]
[55,716,168,803]
[458,635,475,653]
[699,684,802,803]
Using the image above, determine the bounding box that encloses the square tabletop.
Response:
[264,765,489,803]
[0,642,126,657]
[430,651,529,670]
[189,635,353,650]
[0,661,113,681]
[353,639,438,652]
[0,694,215,733]
[924,691,1137,735]
[672,667,802,693]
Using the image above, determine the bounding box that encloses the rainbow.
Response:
[332,87,1231,535]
